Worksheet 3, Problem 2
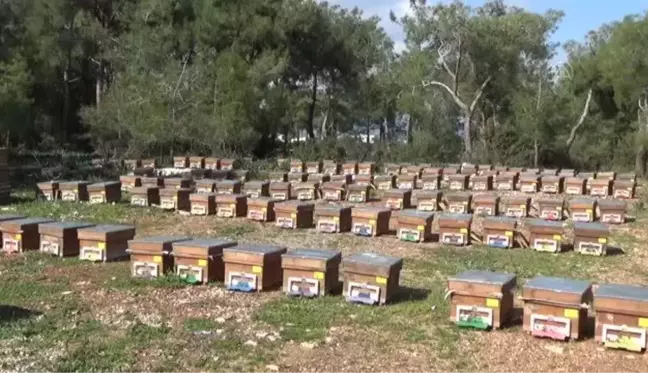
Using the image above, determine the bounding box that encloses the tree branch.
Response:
[565,88,593,150]
[468,76,492,114]
[421,80,468,111]
[453,38,463,95]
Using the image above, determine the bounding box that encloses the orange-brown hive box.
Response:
[347,184,371,203]
[215,194,247,218]
[323,160,340,175]
[519,173,540,193]
[141,158,157,168]
[164,177,192,190]
[569,198,596,222]
[87,181,122,204]
[315,205,352,233]
[559,169,576,177]
[508,167,526,173]
[39,221,95,257]
[495,166,509,172]
[590,178,611,197]
[564,177,586,195]
[124,159,141,171]
[274,201,314,229]
[537,198,564,221]
[594,283,648,352]
[290,159,305,174]
[343,252,402,305]
[269,181,291,201]
[415,190,442,211]
[526,219,564,253]
[307,173,330,184]
[383,189,412,210]
[321,181,346,201]
[420,173,441,190]
[385,163,403,175]
[294,181,320,201]
[223,244,287,292]
[171,238,237,284]
[282,248,342,297]
[1,217,55,253]
[173,156,189,168]
[495,172,518,191]
[471,175,493,191]
[573,222,610,256]
[478,164,493,174]
[541,175,564,194]
[441,167,458,188]
[330,174,353,185]
[247,197,278,222]
[598,199,626,224]
[579,172,596,191]
[342,161,358,175]
[59,181,90,202]
[0,214,25,248]
[215,180,241,195]
[190,192,216,215]
[159,187,192,211]
[438,213,472,246]
[120,175,141,192]
[195,179,216,193]
[617,172,636,182]
[483,217,517,248]
[541,168,559,176]
[141,176,164,188]
[269,171,288,183]
[358,162,375,175]
[231,169,249,182]
[355,174,373,187]
[503,196,531,218]
[613,180,636,199]
[445,192,472,214]
[448,271,516,330]
[243,180,269,198]
[473,195,499,216]
[351,207,391,237]
[397,210,434,242]
[405,165,423,177]
[448,174,469,191]
[287,172,307,186]
[397,174,417,189]
[78,224,136,262]
[219,158,236,171]
[189,156,205,169]
[522,276,592,341]
[305,161,322,174]
[597,171,615,181]
[375,175,396,191]
[128,235,191,278]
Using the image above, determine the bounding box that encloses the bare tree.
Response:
[565,88,593,153]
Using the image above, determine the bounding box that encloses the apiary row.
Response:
[448,271,648,353]
[124,157,238,171]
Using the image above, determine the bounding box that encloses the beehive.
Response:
[519,174,540,193]
[448,271,517,330]
[322,160,340,175]
[351,208,391,237]
[385,163,403,175]
[342,161,358,175]
[383,189,412,210]
[445,192,472,214]
[269,182,291,201]
[595,283,648,352]
[473,195,499,216]
[522,276,592,341]
[330,174,353,185]
[448,174,469,191]
[471,175,493,191]
[618,172,636,182]
[120,176,141,192]
[269,172,288,182]
[59,181,90,202]
[482,217,517,248]
[247,197,277,222]
[342,252,402,305]
[565,177,586,195]
[77,224,136,262]
[214,194,247,218]
[598,199,626,224]
[282,249,342,297]
[288,172,307,185]
[223,244,287,292]
[173,156,189,168]
[477,164,493,174]
[541,176,563,194]
[171,238,237,283]
[560,169,576,177]
[140,159,156,168]
[526,219,564,253]
[347,184,371,203]
[569,198,596,222]
[503,197,531,218]
[128,236,192,278]
[290,159,304,174]
[495,172,518,191]
[159,187,192,211]
[304,161,322,174]
[415,191,442,212]
[195,179,216,193]
[274,201,314,229]
[397,174,417,189]
[307,173,330,184]
[133,167,156,177]
[220,158,236,171]
[1,217,55,253]
[420,174,441,190]
[441,167,459,188]
[231,169,249,182]
[509,167,526,173]
[124,159,141,171]
[598,171,616,181]
[243,181,269,198]
[0,214,25,248]
[355,174,374,187]
[423,166,442,176]
[574,222,610,256]
[314,205,352,233]
[320,181,345,201]
[404,165,423,178]
[374,175,396,191]
[438,213,472,246]
[494,166,509,172]
[189,192,216,215]
[397,210,434,242]
[537,198,564,221]
[86,181,121,204]
[613,180,636,199]
[215,180,242,195]
[164,177,192,190]
[590,179,611,197]
[541,169,560,176]
[38,222,95,257]
[461,163,477,174]
[188,156,205,169]
[294,181,320,201]
[141,176,164,188]
[358,162,375,175]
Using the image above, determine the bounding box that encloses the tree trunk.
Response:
[379,118,386,142]
[96,62,103,108]
[62,67,70,142]
[306,72,318,139]
[533,137,539,168]
[462,113,472,161]
[635,144,645,178]
[406,115,413,144]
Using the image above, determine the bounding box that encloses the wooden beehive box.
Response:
[219,158,237,171]
[522,276,592,341]
[247,197,277,222]
[574,222,610,256]
[447,174,469,191]
[473,195,499,216]
[164,177,192,190]
[477,164,493,174]
[195,179,216,193]
[159,187,192,211]
[322,160,340,175]
[595,283,648,352]
[537,198,564,221]
[519,174,540,193]
[321,181,345,201]
[461,163,477,175]
[613,180,636,199]
[172,238,237,284]
[315,205,352,233]
[305,161,322,174]
[347,184,371,203]
[59,181,90,202]
[294,181,320,201]
[420,174,441,191]
[358,162,375,175]
[397,210,434,242]
[590,179,611,197]
[351,208,391,237]
[541,169,560,176]
[77,224,136,262]
[385,163,402,175]
[290,159,305,174]
[494,166,509,173]
[307,173,330,184]
[1,217,55,253]
[120,176,141,192]
[269,181,291,201]
[508,167,526,173]
[215,180,241,195]
[597,171,616,181]
[282,248,342,297]
[223,244,287,292]
[342,161,358,175]
[405,165,423,178]
[87,181,122,204]
[129,186,160,207]
[355,174,374,188]
[565,177,586,195]
[209,170,229,180]
[330,174,353,185]
[230,169,249,182]
[526,219,564,253]
[483,217,517,248]
[471,175,493,191]
[188,156,205,169]
[445,192,472,214]
[384,189,412,210]
[423,166,442,176]
[598,199,626,224]
[541,175,563,194]
[124,159,142,171]
[173,156,188,168]
[269,171,288,182]
[243,180,270,198]
[38,221,95,257]
[560,169,576,177]
[274,201,314,229]
[288,172,307,185]
[141,176,163,188]
[140,158,156,168]
[342,252,402,305]
[415,190,442,211]
[496,172,518,191]
[397,174,417,189]
[448,271,517,330]
[128,235,192,278]
[374,175,396,191]
[0,214,25,248]
[438,213,472,246]
[214,194,247,218]
[190,192,216,215]
[441,167,458,188]
[617,172,636,182]
[503,196,531,218]
[569,198,596,222]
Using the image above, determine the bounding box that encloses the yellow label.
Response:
[230,204,236,208]
[639,318,648,328]
[153,255,162,263]
[252,265,263,273]
[460,228,468,233]
[519,204,526,208]
[313,271,324,280]
[198,259,208,267]
[369,219,376,225]
[173,196,178,201]
[486,298,500,308]
[553,234,562,240]
[101,191,105,195]
[417,225,425,231]
[291,213,297,218]
[333,217,339,222]
[504,231,513,237]
[15,234,21,240]
[376,276,387,284]
[564,309,579,319]
[586,209,593,213]
[176,185,181,189]
[98,242,106,249]
[598,237,607,244]
[262,208,267,212]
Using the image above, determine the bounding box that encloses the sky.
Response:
[325,0,647,64]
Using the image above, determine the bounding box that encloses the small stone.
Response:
[266,364,279,372]
[216,329,225,335]
[329,327,338,332]
[267,335,278,342]
[349,314,357,320]
[625,354,635,360]
[256,331,268,338]
[244,340,258,347]
[300,342,317,349]
[431,305,437,311]
[215,317,226,324]
[61,291,73,295]
[325,337,333,344]
[192,330,213,336]
[543,345,564,354]
[286,323,294,326]
[111,277,116,281]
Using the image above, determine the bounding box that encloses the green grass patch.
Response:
[183,317,217,332]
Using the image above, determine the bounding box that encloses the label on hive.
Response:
[348,192,366,203]
[473,182,487,191]
[441,233,465,246]
[189,162,201,168]
[228,272,257,292]
[571,211,592,222]
[540,209,561,220]
[132,261,160,278]
[601,213,623,224]
[613,189,632,199]
[247,209,266,221]
[385,198,402,210]
[358,168,371,175]
[343,168,355,175]
[276,217,295,229]
[160,198,176,210]
[205,163,218,170]
[317,219,338,233]
[399,228,421,242]
[449,181,464,190]
[197,187,213,193]
[352,223,373,237]
[174,161,186,168]
[542,184,558,193]
[191,204,207,216]
[217,207,235,218]
[80,246,105,262]
[131,196,148,206]
[3,237,21,253]
[324,190,342,201]
[306,166,319,174]
[531,314,570,340]
[221,164,233,171]
[247,190,260,198]
[44,192,55,201]
[61,191,78,202]
[121,184,132,192]
[448,203,467,214]
[290,166,302,173]
[474,206,494,216]
[456,305,493,330]
[505,207,525,218]
[590,187,608,196]
[347,281,380,305]
[497,182,513,191]
[323,167,337,175]
[398,182,413,189]
[89,193,106,204]
[521,183,537,193]
[565,186,582,195]
[216,189,233,195]
[176,265,204,284]
[422,182,438,190]
[577,242,605,256]
[602,324,646,352]
[40,240,60,256]
[288,277,320,297]
[486,235,510,248]
[377,182,392,190]
[271,192,287,201]
[533,239,559,253]
[297,190,314,201]
[417,200,436,212]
